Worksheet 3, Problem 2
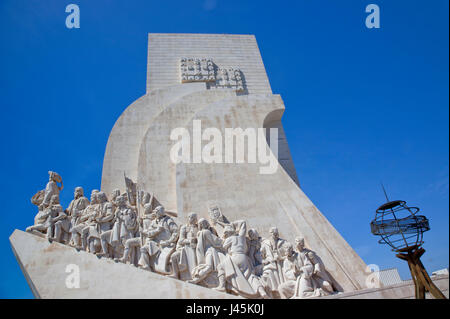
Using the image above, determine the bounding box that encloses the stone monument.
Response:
[10,33,372,299]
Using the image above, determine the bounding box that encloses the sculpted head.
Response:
[282,242,294,257]
[188,212,198,225]
[153,206,165,219]
[295,237,305,251]
[48,171,62,183]
[90,190,99,203]
[96,191,108,204]
[307,251,316,262]
[74,187,84,199]
[248,228,259,241]
[269,227,279,240]
[198,218,210,230]
[116,194,127,206]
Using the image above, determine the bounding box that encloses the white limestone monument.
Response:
[10,33,371,299]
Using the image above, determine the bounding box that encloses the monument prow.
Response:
[10,229,239,299]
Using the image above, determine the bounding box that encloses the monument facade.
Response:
[11,33,370,299]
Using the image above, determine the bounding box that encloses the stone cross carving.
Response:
[179,58,245,92]
[180,58,215,83]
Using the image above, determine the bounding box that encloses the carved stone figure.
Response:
[26,204,51,235]
[260,227,286,298]
[291,254,316,299]
[82,191,114,255]
[42,171,63,208]
[189,218,224,286]
[24,169,341,299]
[214,220,268,299]
[305,250,335,296]
[80,194,105,253]
[30,171,63,210]
[110,188,121,210]
[289,237,335,298]
[109,194,139,255]
[79,190,103,252]
[138,206,178,273]
[66,187,90,246]
[116,203,153,264]
[138,190,153,207]
[168,212,199,280]
[52,203,71,244]
[278,242,302,299]
[69,189,98,249]
[45,195,67,242]
[247,228,263,276]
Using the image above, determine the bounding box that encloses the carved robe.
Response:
[191,228,224,281]
[217,221,263,299]
[278,252,302,299]
[111,206,138,246]
[42,181,60,207]
[175,223,199,279]
[195,228,223,268]
[292,258,315,299]
[86,201,114,240]
[307,252,334,295]
[67,196,90,227]
[139,215,178,273]
[260,237,286,292]
[247,237,263,276]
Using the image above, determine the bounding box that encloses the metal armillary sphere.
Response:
[371,200,430,251]
[370,186,446,299]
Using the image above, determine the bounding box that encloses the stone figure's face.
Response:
[116,194,127,206]
[97,192,107,203]
[198,218,209,230]
[209,207,220,221]
[90,192,98,204]
[154,206,165,219]
[248,229,258,241]
[74,187,83,199]
[285,244,294,257]
[269,227,279,240]
[188,213,197,225]
[295,237,305,251]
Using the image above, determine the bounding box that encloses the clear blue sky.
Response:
[0,0,448,298]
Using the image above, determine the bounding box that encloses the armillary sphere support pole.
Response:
[396,245,446,299]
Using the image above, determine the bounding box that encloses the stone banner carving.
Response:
[25,172,338,299]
